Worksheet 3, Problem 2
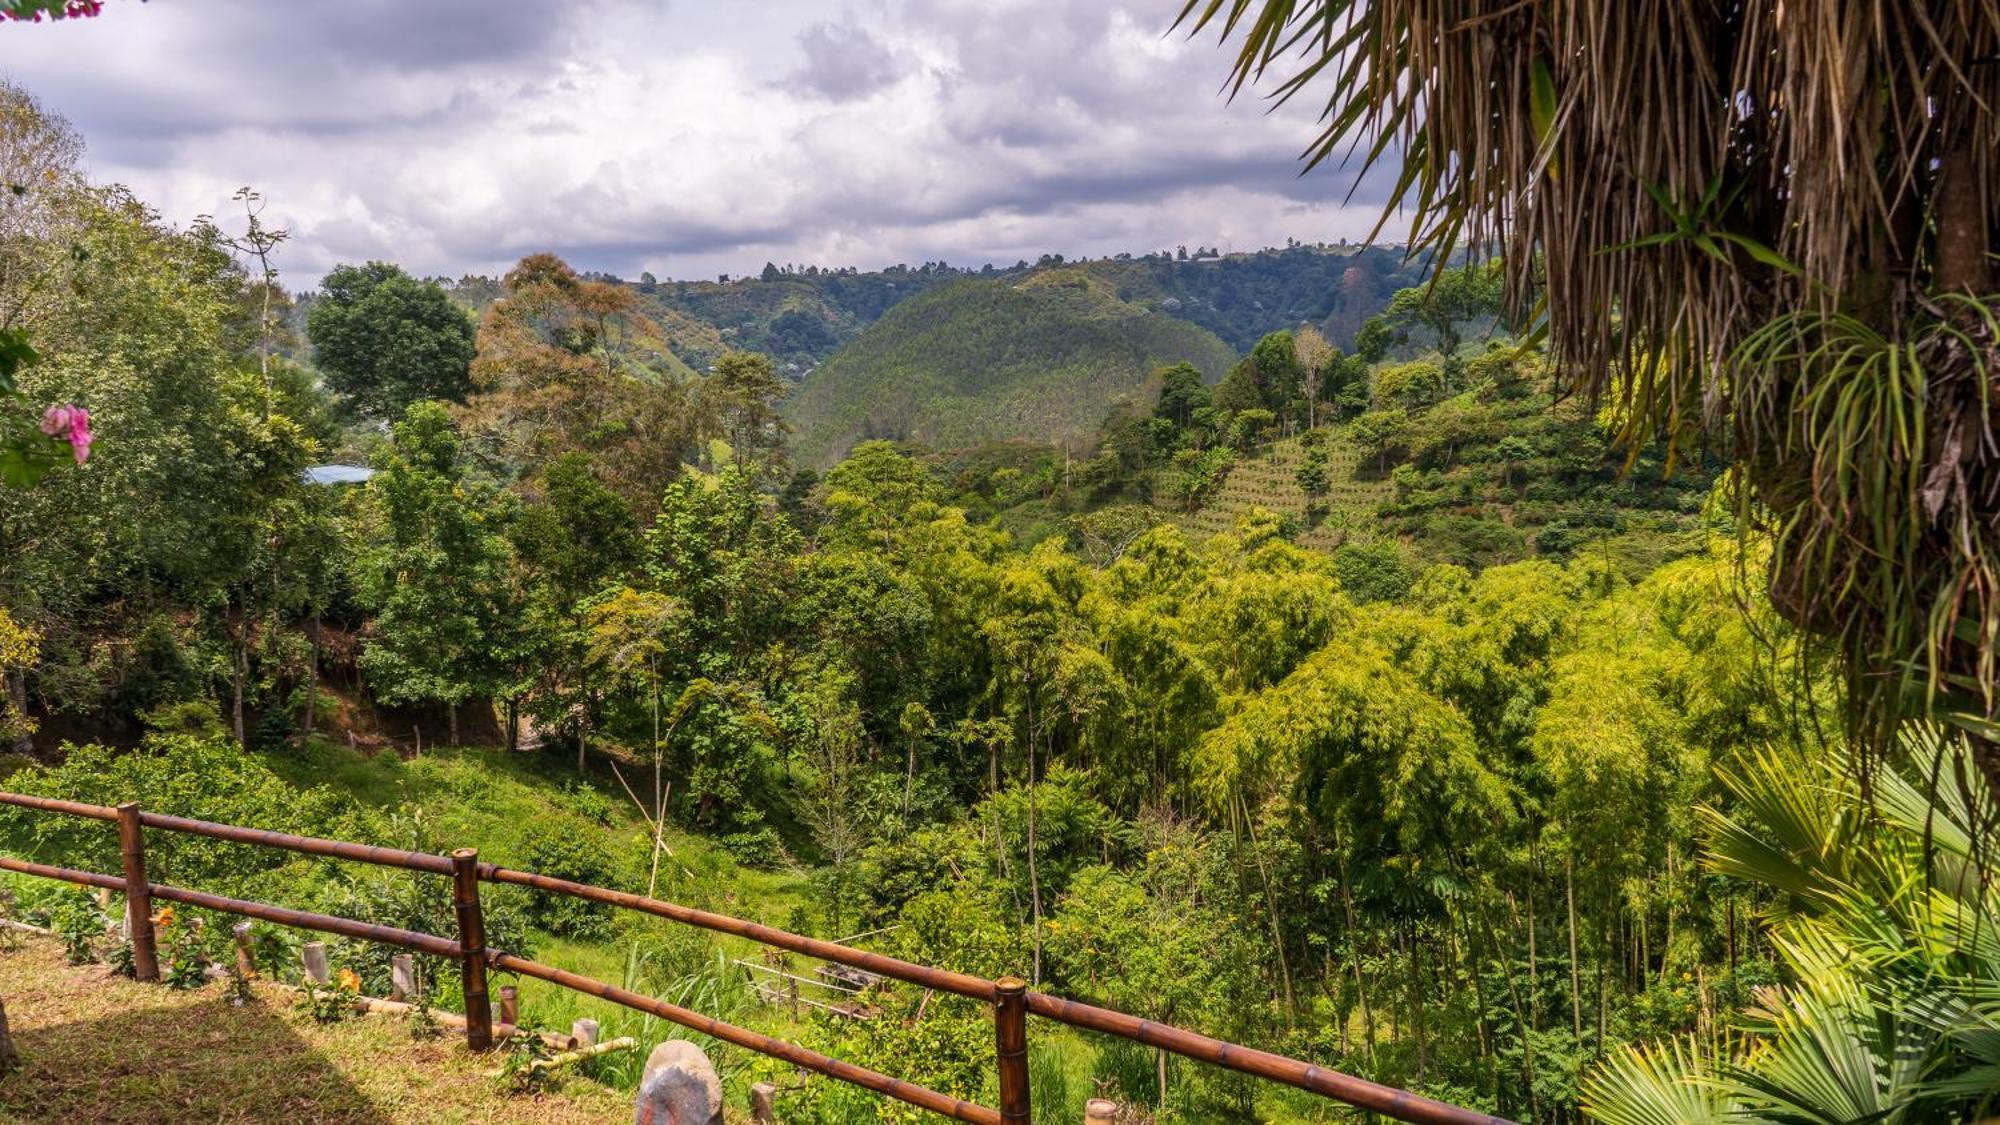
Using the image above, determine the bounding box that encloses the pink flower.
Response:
[39,404,91,463]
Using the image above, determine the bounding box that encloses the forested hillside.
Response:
[784,273,1237,466]
[430,245,1429,381]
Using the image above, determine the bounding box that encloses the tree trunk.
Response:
[231,629,248,745]
[302,614,321,737]
[1239,794,1296,1024]
[1566,848,1583,1044]
[1409,923,1427,1082]
[505,697,519,753]
[447,701,459,747]
[1026,715,1043,987]
[903,735,916,826]
[1500,894,1543,1123]
[6,669,30,755]
[1337,848,1375,1065]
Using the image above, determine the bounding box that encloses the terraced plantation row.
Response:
[1165,429,1394,551]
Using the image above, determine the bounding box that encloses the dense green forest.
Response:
[1,27,1997,1121]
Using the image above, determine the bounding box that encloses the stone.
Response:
[634,1039,722,1125]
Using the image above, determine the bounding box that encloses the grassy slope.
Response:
[785,272,1237,467]
[0,937,630,1124]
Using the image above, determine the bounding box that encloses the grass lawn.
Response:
[0,935,632,1124]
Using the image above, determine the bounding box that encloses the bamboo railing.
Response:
[0,789,1510,1125]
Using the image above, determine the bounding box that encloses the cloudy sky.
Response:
[2,0,1397,285]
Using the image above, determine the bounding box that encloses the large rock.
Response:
[634,1039,723,1125]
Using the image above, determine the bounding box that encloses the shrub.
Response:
[47,887,104,964]
[140,699,226,741]
[559,779,614,827]
[252,707,293,751]
[520,818,616,938]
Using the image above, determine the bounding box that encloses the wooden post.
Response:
[570,1017,598,1049]
[390,954,415,1001]
[232,921,255,979]
[995,976,1031,1124]
[301,941,330,985]
[114,802,158,982]
[750,1081,778,1124]
[1085,1098,1119,1124]
[498,984,519,1028]
[451,847,493,1051]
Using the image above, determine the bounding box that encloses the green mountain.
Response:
[785,271,1237,467]
[599,245,1426,374]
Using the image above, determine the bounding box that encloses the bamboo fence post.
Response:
[302,941,330,985]
[750,1081,778,1123]
[1085,1098,1119,1124]
[451,847,492,1051]
[498,984,519,1028]
[390,954,414,1001]
[571,1017,598,1048]
[114,802,158,982]
[995,976,1030,1124]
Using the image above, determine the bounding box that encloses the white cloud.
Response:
[0,0,1400,285]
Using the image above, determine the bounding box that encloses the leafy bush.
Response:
[252,707,293,751]
[47,887,103,964]
[0,735,370,901]
[559,779,614,827]
[140,699,227,741]
[520,818,616,938]
[719,826,786,869]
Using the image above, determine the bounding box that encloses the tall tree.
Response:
[307,261,475,418]
[704,350,790,484]
[461,253,698,509]
[355,402,509,745]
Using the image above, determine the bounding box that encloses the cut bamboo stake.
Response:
[571,1018,599,1049]
[483,1036,636,1078]
[339,991,515,1039]
[114,802,158,982]
[232,921,255,979]
[1085,1099,1119,1124]
[498,984,519,1027]
[301,940,330,985]
[751,1082,778,1124]
[390,954,414,1001]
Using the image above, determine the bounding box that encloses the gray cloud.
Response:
[0,0,1404,284]
[793,21,902,101]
